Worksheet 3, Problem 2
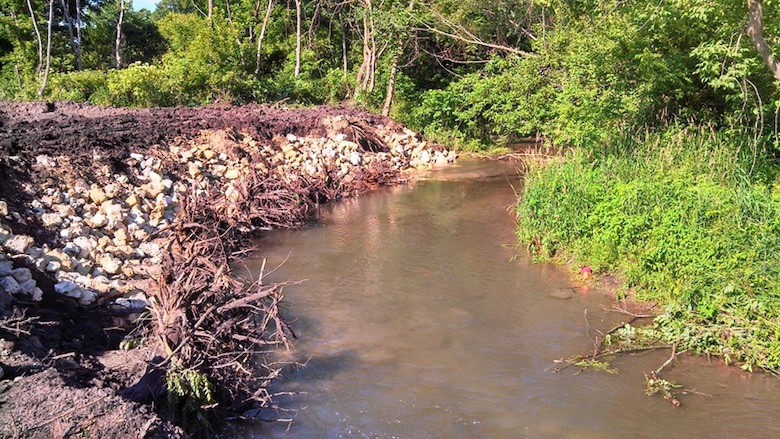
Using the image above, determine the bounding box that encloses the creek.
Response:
[239,157,780,438]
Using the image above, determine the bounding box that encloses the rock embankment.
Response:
[0,113,454,310]
[0,103,454,437]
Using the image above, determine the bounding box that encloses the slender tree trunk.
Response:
[381,62,397,116]
[254,0,275,78]
[208,0,213,25]
[366,1,375,92]
[61,0,83,71]
[75,0,83,70]
[115,0,125,69]
[381,0,414,116]
[354,0,376,94]
[9,9,21,89]
[26,0,43,78]
[294,0,302,78]
[37,0,54,98]
[340,11,348,78]
[747,0,780,81]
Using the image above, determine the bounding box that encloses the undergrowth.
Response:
[516,124,780,372]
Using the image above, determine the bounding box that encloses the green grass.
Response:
[516,124,780,372]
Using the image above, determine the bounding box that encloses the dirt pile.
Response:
[0,101,454,438]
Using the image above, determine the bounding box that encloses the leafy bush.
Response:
[47,70,110,103]
[106,63,175,107]
[403,12,652,151]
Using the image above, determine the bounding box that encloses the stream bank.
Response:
[0,101,453,437]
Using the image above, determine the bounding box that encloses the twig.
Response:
[655,343,678,375]
[605,304,656,319]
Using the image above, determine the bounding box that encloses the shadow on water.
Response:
[233,157,780,439]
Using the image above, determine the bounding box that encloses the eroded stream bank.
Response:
[241,158,780,439]
[0,102,453,437]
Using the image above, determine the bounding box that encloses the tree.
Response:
[382,0,415,116]
[747,0,780,81]
[37,0,52,96]
[60,0,82,70]
[253,0,274,78]
[294,0,301,77]
[115,0,125,68]
[354,0,376,94]
[25,0,42,77]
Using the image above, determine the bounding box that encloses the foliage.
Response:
[47,69,109,102]
[516,125,780,371]
[166,366,216,435]
[573,358,618,374]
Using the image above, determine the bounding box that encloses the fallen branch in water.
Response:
[555,308,712,407]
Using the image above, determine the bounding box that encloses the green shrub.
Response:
[47,70,109,103]
[106,62,175,107]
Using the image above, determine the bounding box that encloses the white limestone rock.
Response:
[88,212,108,228]
[0,260,12,276]
[31,287,43,301]
[18,279,37,296]
[0,276,20,295]
[11,268,32,284]
[99,255,122,275]
[104,203,124,229]
[72,236,94,259]
[55,281,82,299]
[79,288,97,305]
[4,235,33,254]
[41,212,63,227]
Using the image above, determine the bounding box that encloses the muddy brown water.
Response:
[238,158,780,438]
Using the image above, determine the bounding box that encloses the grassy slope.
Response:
[516,125,780,372]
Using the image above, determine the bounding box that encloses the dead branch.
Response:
[413,5,535,57]
[0,309,38,336]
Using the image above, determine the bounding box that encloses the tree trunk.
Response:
[381,0,414,116]
[294,0,302,78]
[340,11,348,78]
[115,0,125,69]
[37,0,54,98]
[254,0,275,78]
[354,0,376,95]
[26,0,43,78]
[381,62,397,116]
[76,0,83,70]
[60,0,83,71]
[208,0,213,24]
[747,0,780,81]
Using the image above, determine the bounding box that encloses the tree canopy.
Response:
[0,0,779,147]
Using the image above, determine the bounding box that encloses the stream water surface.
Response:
[239,158,780,438]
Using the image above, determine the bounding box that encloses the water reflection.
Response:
[237,158,780,439]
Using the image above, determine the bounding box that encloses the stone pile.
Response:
[0,125,454,308]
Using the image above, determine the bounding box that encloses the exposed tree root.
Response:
[131,171,316,434]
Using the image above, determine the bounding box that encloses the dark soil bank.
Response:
[0,101,453,438]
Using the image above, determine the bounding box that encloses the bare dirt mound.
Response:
[0,101,397,167]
